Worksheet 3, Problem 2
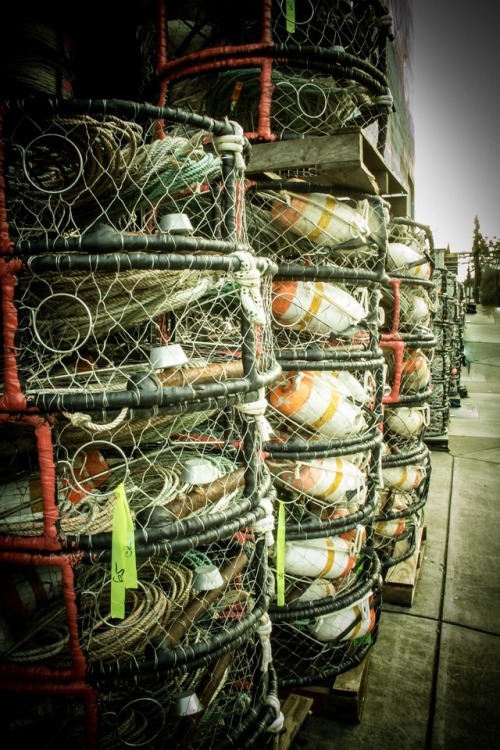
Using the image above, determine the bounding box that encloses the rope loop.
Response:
[252,493,275,540]
[265,694,285,734]
[234,390,273,442]
[62,407,129,432]
[213,125,246,170]
[231,250,268,325]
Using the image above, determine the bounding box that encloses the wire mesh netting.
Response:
[374,444,430,567]
[381,342,435,404]
[93,638,279,749]
[7,252,278,410]
[268,550,382,685]
[152,0,392,64]
[266,445,376,535]
[2,101,238,241]
[0,544,279,749]
[379,278,438,338]
[165,64,390,142]
[246,182,388,278]
[0,688,98,749]
[151,1,393,146]
[264,363,383,457]
[0,393,280,550]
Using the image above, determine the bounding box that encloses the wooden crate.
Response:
[278,651,372,725]
[383,524,427,606]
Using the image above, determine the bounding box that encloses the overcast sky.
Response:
[412,1,499,258]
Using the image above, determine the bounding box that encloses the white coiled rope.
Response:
[234,389,273,442]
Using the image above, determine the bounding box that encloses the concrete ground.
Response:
[289,305,500,750]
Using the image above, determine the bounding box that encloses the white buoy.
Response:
[384,405,430,437]
[309,591,375,642]
[283,536,359,580]
[387,241,431,279]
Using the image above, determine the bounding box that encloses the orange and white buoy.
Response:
[271,280,366,336]
[317,369,371,405]
[387,241,432,279]
[374,515,406,538]
[269,371,367,439]
[401,288,432,327]
[61,446,111,504]
[271,191,371,246]
[283,535,360,580]
[382,463,426,492]
[309,591,376,642]
[268,456,366,506]
[400,349,432,392]
[374,491,409,538]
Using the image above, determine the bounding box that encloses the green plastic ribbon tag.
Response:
[111,483,137,619]
[286,0,296,33]
[276,500,286,606]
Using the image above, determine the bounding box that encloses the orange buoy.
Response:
[269,371,367,439]
[271,280,366,336]
[400,349,432,391]
[271,191,371,246]
[62,447,111,503]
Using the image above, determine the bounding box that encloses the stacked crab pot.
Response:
[377,219,436,572]
[0,98,282,750]
[426,267,467,440]
[246,179,385,688]
[149,0,394,152]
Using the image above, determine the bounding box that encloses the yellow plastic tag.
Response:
[111,483,138,619]
[286,0,296,33]
[276,500,286,606]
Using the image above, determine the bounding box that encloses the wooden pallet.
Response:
[245,127,411,217]
[383,524,427,606]
[275,693,314,750]
[278,651,372,726]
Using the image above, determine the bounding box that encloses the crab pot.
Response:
[268,552,382,687]
[154,1,394,149]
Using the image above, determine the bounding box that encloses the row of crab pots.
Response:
[246,179,386,685]
[375,219,437,569]
[154,0,394,150]
[0,99,283,748]
[430,268,467,405]
[424,269,467,440]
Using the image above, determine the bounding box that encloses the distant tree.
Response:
[480,265,500,305]
[472,216,485,302]
[472,216,500,304]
